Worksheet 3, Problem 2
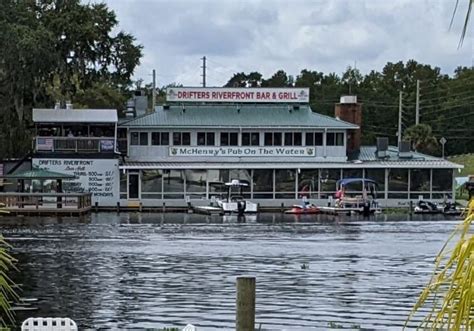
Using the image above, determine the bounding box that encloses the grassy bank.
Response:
[448,154,474,177]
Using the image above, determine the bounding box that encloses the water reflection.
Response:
[0,212,461,330]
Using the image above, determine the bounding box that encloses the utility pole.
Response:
[201,56,206,87]
[152,69,156,112]
[415,79,420,125]
[398,91,403,145]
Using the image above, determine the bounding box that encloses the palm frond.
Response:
[0,235,19,327]
[405,205,474,330]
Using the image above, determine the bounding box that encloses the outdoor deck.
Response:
[0,192,92,216]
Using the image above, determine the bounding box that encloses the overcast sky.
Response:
[90,0,472,87]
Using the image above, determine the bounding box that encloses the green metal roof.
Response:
[352,146,463,168]
[119,104,359,129]
[3,168,76,179]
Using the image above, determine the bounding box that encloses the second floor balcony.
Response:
[34,137,116,154]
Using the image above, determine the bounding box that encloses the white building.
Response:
[115,87,462,208]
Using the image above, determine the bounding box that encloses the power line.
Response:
[420,103,474,116]
[418,80,474,97]
[423,112,474,123]
[419,90,474,103]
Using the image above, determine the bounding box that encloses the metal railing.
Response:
[35,137,116,153]
[0,192,92,211]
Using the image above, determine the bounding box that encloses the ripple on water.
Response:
[0,213,460,330]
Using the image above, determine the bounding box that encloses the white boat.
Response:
[216,179,258,214]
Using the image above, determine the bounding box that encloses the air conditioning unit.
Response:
[398,141,412,158]
[376,137,389,158]
[340,95,357,104]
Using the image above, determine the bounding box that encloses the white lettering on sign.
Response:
[166,87,310,103]
[32,158,119,206]
[169,147,315,157]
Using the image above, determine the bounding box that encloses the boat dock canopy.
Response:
[33,109,118,123]
[337,178,378,186]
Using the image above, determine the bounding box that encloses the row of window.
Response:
[120,168,453,200]
[131,131,345,147]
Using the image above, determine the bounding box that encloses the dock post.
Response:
[162,202,166,213]
[236,276,256,331]
[409,200,413,216]
[94,202,98,213]
[116,202,120,213]
[280,202,284,213]
[139,202,143,212]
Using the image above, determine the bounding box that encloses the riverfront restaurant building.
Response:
[31,87,462,208]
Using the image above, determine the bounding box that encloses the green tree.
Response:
[262,70,290,87]
[0,0,143,158]
[403,124,438,153]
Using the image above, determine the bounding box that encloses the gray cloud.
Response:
[88,0,472,86]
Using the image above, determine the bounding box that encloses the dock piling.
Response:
[236,276,256,331]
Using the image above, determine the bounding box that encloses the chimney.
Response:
[335,95,362,153]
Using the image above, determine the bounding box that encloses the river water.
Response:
[0,213,461,330]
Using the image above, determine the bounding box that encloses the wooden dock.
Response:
[319,206,382,215]
[0,193,92,216]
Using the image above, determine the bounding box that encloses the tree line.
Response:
[0,1,472,159]
[222,64,473,156]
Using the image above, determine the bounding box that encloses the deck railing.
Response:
[0,192,92,211]
[34,137,115,153]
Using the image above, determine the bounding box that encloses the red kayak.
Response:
[284,205,320,214]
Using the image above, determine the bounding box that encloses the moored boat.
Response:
[284,205,320,214]
[216,179,258,214]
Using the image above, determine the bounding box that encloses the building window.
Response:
[220,132,238,146]
[185,169,207,198]
[130,132,148,146]
[410,169,430,192]
[388,168,408,198]
[365,168,385,199]
[253,169,273,198]
[327,132,344,146]
[298,169,319,199]
[173,132,190,146]
[305,132,323,146]
[141,170,163,199]
[432,169,452,192]
[264,132,273,146]
[264,132,283,146]
[320,168,341,197]
[284,132,302,146]
[275,169,296,199]
[163,169,184,199]
[151,132,169,146]
[242,132,259,146]
[197,132,215,146]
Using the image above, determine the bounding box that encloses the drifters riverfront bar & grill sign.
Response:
[166,87,310,103]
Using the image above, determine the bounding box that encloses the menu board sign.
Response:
[32,158,119,206]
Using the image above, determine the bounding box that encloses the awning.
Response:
[120,160,461,170]
[33,108,118,123]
